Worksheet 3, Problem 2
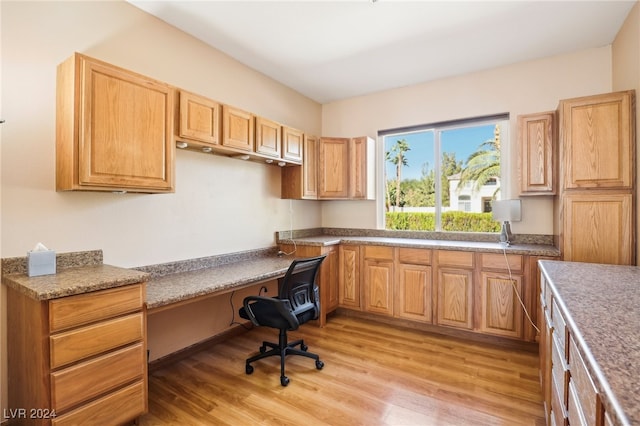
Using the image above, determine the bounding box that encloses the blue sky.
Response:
[384,124,496,181]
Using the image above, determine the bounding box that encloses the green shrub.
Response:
[386,211,500,232]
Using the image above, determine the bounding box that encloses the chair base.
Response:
[245,328,324,386]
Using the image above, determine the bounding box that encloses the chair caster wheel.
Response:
[280,376,290,386]
[245,364,254,375]
[316,360,324,370]
[300,343,308,351]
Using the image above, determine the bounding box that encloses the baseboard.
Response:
[148,324,252,373]
[335,308,539,353]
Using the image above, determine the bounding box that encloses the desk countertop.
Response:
[145,255,294,310]
[539,260,640,426]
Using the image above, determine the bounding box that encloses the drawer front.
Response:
[52,380,146,426]
[51,343,145,412]
[569,337,598,425]
[568,382,588,426]
[551,335,568,403]
[49,284,144,332]
[437,250,474,268]
[551,376,568,426]
[398,248,431,265]
[363,245,394,260]
[551,298,567,355]
[480,253,523,272]
[50,313,144,369]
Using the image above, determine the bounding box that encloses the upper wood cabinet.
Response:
[318,136,374,200]
[255,116,281,158]
[281,134,319,199]
[319,137,350,199]
[560,91,634,190]
[179,91,221,146]
[518,111,556,195]
[56,53,175,193]
[222,105,254,152]
[562,191,634,265]
[282,126,303,163]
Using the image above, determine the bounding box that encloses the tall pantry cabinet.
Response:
[557,90,636,265]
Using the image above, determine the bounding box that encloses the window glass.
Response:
[383,117,506,233]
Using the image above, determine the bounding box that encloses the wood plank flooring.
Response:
[139,315,545,425]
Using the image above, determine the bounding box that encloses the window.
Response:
[381,115,508,233]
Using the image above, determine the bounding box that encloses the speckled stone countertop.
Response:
[539,260,640,426]
[282,235,560,257]
[144,255,294,310]
[3,263,149,301]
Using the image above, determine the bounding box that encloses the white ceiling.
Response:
[128,1,636,104]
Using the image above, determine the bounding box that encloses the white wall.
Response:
[320,47,614,235]
[0,0,322,413]
[612,1,640,263]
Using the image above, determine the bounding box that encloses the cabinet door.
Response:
[563,192,634,265]
[319,137,350,199]
[179,91,220,145]
[255,116,281,158]
[518,112,555,195]
[479,272,523,338]
[280,134,318,199]
[363,259,394,316]
[561,91,634,189]
[396,263,432,323]
[222,105,254,151]
[66,54,174,192]
[339,245,360,309]
[350,136,373,199]
[282,126,303,163]
[323,246,339,313]
[436,268,473,329]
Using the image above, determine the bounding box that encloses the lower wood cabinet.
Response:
[339,245,361,309]
[335,244,544,344]
[8,283,148,425]
[435,251,474,330]
[540,272,610,426]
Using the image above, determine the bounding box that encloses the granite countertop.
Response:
[539,260,640,426]
[145,255,294,310]
[286,235,560,257]
[2,264,150,301]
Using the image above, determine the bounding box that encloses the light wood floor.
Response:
[139,315,545,425]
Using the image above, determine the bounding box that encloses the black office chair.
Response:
[239,255,326,386]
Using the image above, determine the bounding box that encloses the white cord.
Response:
[279,199,297,256]
[502,246,540,334]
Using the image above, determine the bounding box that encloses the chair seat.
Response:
[239,298,317,330]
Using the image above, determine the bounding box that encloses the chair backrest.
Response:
[278,255,326,317]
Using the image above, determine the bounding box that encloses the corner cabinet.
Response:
[518,111,556,195]
[318,136,374,200]
[8,283,148,425]
[558,90,636,265]
[56,53,175,193]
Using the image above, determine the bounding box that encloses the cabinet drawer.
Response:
[52,380,146,426]
[480,253,523,272]
[363,246,394,260]
[551,335,568,399]
[568,381,587,426]
[569,337,598,425]
[51,343,145,412]
[49,284,144,332]
[398,248,431,265]
[437,250,474,268]
[551,376,568,426]
[50,312,144,369]
[551,298,567,355]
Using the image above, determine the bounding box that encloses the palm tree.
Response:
[458,125,501,195]
[386,139,410,208]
